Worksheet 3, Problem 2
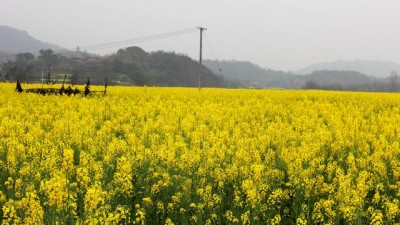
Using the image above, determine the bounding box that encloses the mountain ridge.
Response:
[0,25,63,54]
[295,60,400,78]
[1,25,398,91]
[204,59,386,90]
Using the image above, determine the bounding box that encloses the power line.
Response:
[203,32,223,76]
[0,27,198,60]
[77,27,198,52]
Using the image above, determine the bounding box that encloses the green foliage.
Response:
[204,59,294,88]
[204,60,400,92]
[1,46,224,87]
[77,47,223,87]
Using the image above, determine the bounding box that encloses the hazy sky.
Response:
[1,0,400,71]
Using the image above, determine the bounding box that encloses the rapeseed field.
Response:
[0,83,400,224]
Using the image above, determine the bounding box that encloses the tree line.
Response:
[0,46,224,87]
[302,71,400,92]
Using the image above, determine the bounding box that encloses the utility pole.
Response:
[41,67,44,88]
[198,27,206,90]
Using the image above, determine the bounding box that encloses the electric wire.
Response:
[77,27,197,51]
[203,32,223,76]
[0,27,198,60]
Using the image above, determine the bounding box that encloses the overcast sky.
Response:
[1,0,400,71]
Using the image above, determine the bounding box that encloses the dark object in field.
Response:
[84,78,90,96]
[15,77,107,96]
[16,80,23,93]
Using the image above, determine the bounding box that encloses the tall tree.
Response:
[389,71,399,92]
[15,53,35,81]
[2,53,35,81]
[38,49,58,83]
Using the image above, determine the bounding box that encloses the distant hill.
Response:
[296,60,400,78]
[0,25,63,54]
[204,59,387,90]
[0,25,96,59]
[204,59,295,88]
[1,45,223,87]
[0,26,222,87]
[0,25,396,90]
[299,70,377,89]
[82,47,223,87]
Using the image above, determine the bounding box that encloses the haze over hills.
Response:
[0,26,222,87]
[295,60,400,78]
[0,25,63,54]
[204,59,381,89]
[0,25,95,59]
[0,25,399,91]
[203,60,295,88]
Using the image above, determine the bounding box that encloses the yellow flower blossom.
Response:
[1,83,400,224]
